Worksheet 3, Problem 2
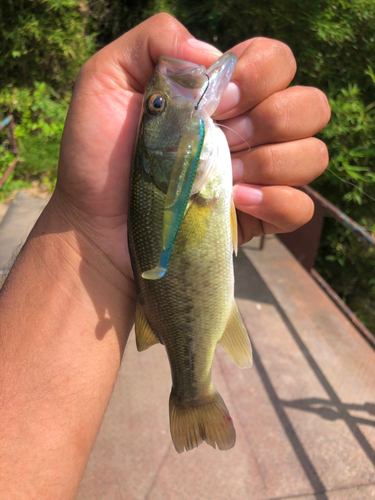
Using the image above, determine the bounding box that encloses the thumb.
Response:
[86,13,223,92]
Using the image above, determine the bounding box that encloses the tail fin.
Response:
[169,389,236,453]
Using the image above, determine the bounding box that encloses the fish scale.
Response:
[128,53,253,453]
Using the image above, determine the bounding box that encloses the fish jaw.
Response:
[198,52,238,116]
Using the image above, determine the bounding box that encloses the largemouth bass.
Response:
[128,53,252,453]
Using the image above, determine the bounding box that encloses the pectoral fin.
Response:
[218,302,252,368]
[135,301,160,351]
[142,117,205,280]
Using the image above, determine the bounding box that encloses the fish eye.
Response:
[147,94,166,115]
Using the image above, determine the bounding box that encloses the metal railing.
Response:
[278,185,375,349]
[304,186,375,249]
[0,114,19,189]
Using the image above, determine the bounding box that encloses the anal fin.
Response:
[135,301,160,352]
[218,302,252,368]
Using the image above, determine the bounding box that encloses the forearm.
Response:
[0,192,135,499]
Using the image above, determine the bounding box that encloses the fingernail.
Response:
[216,82,241,116]
[187,38,222,56]
[232,158,243,183]
[224,116,253,147]
[233,184,263,206]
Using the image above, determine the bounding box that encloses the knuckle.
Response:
[79,58,92,76]
[303,193,315,223]
[294,192,315,228]
[260,38,297,77]
[148,13,187,50]
[149,12,177,26]
[246,37,296,79]
[76,58,94,82]
[275,40,297,74]
[315,139,330,173]
[282,189,314,232]
[314,88,331,124]
[269,93,290,137]
[148,13,184,37]
[262,145,279,181]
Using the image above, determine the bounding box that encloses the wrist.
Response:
[40,188,133,284]
[15,188,136,342]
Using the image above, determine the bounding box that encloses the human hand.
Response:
[213,39,330,244]
[56,13,330,286]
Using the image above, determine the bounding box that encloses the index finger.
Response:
[214,38,297,120]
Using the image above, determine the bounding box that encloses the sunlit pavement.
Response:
[77,236,375,500]
[0,190,49,275]
[1,192,374,499]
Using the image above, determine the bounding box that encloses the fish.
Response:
[128,53,253,453]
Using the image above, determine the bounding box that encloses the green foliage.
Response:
[315,83,375,228]
[0,146,15,176]
[0,0,95,93]
[0,82,70,191]
[315,217,375,333]
[312,75,375,331]
[0,0,374,332]
[0,0,89,196]
[286,3,375,333]
[88,0,173,47]
[170,0,375,94]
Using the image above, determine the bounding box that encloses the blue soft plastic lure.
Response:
[142,117,205,280]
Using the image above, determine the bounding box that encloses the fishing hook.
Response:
[195,74,210,110]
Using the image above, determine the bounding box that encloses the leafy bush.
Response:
[315,83,375,229]
[0,0,93,194]
[88,0,173,47]
[0,82,70,193]
[312,77,375,332]
[0,0,163,193]
[315,217,375,333]
[0,0,95,94]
